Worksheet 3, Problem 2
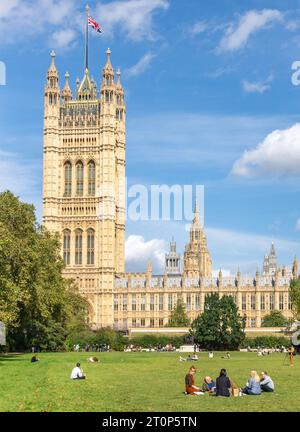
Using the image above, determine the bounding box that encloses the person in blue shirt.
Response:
[241,370,261,395]
[202,376,216,393]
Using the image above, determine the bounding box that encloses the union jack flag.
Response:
[88,16,102,33]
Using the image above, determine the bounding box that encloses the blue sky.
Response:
[1,0,300,274]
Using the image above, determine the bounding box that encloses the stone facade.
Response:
[42,50,297,330]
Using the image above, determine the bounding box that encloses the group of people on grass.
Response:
[185,366,274,397]
[73,343,109,353]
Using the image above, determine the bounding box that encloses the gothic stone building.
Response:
[43,50,297,330]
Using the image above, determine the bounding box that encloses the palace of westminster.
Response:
[42,49,297,330]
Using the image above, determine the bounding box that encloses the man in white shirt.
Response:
[70,362,86,380]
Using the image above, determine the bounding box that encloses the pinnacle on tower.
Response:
[147,259,152,274]
[193,195,199,224]
[49,50,56,70]
[62,71,72,102]
[103,48,114,81]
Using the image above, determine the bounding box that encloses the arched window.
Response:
[76,161,84,196]
[64,161,72,196]
[75,229,83,265]
[63,229,71,265]
[87,228,95,265]
[88,161,96,195]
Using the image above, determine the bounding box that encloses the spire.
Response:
[147,259,152,274]
[102,48,114,85]
[193,195,199,224]
[77,68,96,100]
[46,50,59,83]
[62,71,72,103]
[293,255,298,279]
[116,68,122,87]
[45,50,60,108]
[49,50,57,73]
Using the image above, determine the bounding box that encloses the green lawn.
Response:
[0,351,298,412]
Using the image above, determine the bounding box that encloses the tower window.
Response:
[88,161,96,196]
[75,229,83,265]
[87,228,95,265]
[63,229,71,265]
[76,161,84,196]
[64,161,72,197]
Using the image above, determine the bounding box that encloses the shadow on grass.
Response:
[0,353,26,364]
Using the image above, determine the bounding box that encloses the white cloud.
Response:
[95,0,169,41]
[296,219,300,231]
[218,9,283,52]
[242,74,273,94]
[188,21,207,36]
[125,52,156,77]
[0,0,21,18]
[127,112,298,170]
[231,123,300,177]
[51,28,77,51]
[0,0,169,48]
[125,234,167,273]
[207,226,299,274]
[0,0,77,48]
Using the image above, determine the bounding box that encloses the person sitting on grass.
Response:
[88,356,99,363]
[202,376,216,393]
[241,370,261,395]
[30,355,39,363]
[191,353,198,361]
[260,371,274,393]
[221,352,231,359]
[185,366,204,395]
[215,368,231,397]
[70,362,86,380]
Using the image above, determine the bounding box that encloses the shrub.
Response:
[66,328,126,351]
[128,334,184,349]
[240,335,290,349]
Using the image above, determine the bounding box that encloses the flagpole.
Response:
[85,4,90,71]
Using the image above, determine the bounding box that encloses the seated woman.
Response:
[185,366,204,395]
[88,356,99,363]
[241,370,261,395]
[202,376,216,393]
[215,369,231,397]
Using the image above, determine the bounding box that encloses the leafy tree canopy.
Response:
[0,191,88,351]
[190,293,245,350]
[261,310,288,327]
[166,298,190,327]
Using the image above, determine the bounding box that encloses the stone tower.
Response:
[42,49,126,328]
[165,238,181,275]
[263,242,277,276]
[183,199,212,277]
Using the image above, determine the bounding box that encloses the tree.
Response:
[290,277,300,320]
[261,310,288,327]
[166,299,190,327]
[0,191,88,351]
[190,293,245,350]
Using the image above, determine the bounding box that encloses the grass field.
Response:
[0,351,299,412]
